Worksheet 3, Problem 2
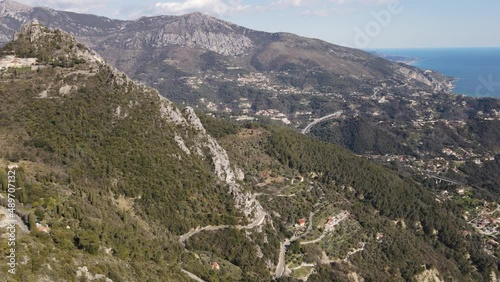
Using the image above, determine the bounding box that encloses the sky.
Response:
[13,0,500,49]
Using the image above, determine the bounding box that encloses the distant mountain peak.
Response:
[184,11,206,17]
[132,12,254,55]
[0,0,31,14]
[172,11,237,32]
[180,11,228,22]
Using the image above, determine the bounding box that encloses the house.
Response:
[298,218,306,226]
[211,262,220,270]
[326,218,334,225]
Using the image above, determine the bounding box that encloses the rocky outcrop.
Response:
[414,268,443,282]
[13,19,43,42]
[348,272,365,282]
[174,135,191,155]
[159,95,186,125]
[397,66,433,86]
[76,266,113,282]
[397,65,452,92]
[13,21,106,68]
[150,26,253,56]
[182,107,206,133]
[201,134,265,219]
[149,72,264,220]
[154,96,265,220]
[98,13,253,56]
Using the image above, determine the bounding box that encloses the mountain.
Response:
[0,1,450,86]
[0,22,499,281]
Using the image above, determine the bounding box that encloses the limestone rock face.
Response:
[182,107,206,133]
[397,66,433,85]
[14,19,43,42]
[158,101,266,220]
[147,13,253,56]
[414,268,444,282]
[397,65,451,92]
[159,95,185,125]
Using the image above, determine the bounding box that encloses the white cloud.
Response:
[264,0,393,13]
[15,0,402,20]
[155,0,248,16]
[152,0,326,17]
[270,0,395,8]
[301,9,329,17]
[17,0,113,14]
[270,0,316,8]
[331,0,402,4]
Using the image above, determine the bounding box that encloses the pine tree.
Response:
[28,213,37,231]
[0,173,7,191]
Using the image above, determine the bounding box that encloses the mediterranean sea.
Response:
[369,48,500,98]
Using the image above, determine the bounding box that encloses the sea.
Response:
[368,48,500,98]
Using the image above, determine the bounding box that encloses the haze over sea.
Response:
[371,48,500,98]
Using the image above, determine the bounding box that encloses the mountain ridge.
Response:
[0,0,447,87]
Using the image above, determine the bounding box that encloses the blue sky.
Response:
[15,0,500,49]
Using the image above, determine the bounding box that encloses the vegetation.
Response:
[262,126,496,280]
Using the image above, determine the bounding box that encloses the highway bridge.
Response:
[424,171,464,186]
[301,111,343,134]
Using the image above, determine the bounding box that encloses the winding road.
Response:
[179,210,267,281]
[300,234,326,245]
[179,211,267,246]
[275,239,290,278]
[343,242,366,262]
[275,212,315,278]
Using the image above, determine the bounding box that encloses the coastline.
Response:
[371,48,500,98]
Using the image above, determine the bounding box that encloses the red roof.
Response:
[298,218,306,225]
